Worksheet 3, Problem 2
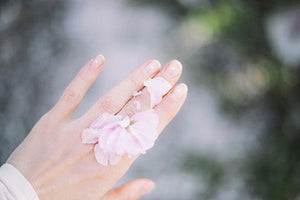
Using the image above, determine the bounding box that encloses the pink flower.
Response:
[82,110,159,166]
[82,77,171,166]
[144,77,171,108]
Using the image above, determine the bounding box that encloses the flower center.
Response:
[130,120,137,126]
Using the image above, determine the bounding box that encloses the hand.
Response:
[7,55,187,199]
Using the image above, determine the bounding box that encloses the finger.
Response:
[50,55,105,121]
[78,60,161,126]
[101,179,155,200]
[119,60,182,117]
[154,83,188,132]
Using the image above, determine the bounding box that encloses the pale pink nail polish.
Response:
[164,60,182,78]
[172,84,187,101]
[144,60,160,76]
[90,55,105,70]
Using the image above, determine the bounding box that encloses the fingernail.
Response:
[90,54,105,70]
[164,60,182,78]
[144,60,161,76]
[141,181,155,195]
[172,84,188,101]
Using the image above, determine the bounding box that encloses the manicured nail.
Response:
[141,181,155,195]
[144,60,161,76]
[90,54,105,70]
[164,60,182,78]
[172,83,188,101]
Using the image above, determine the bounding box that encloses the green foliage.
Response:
[183,153,225,199]
[133,0,300,199]
[188,1,239,39]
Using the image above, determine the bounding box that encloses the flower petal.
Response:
[144,77,171,108]
[81,129,100,144]
[109,153,122,165]
[130,110,159,150]
[131,109,159,126]
[98,127,122,152]
[116,130,145,155]
[82,108,160,166]
[94,144,109,166]
[90,113,122,129]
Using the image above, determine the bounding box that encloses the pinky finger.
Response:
[50,55,105,121]
[155,83,188,133]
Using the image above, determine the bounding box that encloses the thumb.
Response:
[101,178,155,200]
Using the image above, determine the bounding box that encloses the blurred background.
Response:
[1,0,300,199]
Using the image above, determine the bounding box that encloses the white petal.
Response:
[144,77,171,108]
[109,153,122,165]
[130,110,159,150]
[94,144,108,166]
[81,129,99,144]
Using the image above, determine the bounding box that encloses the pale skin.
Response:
[7,55,188,200]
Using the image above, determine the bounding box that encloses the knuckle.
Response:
[62,86,80,104]
[129,70,144,88]
[40,110,57,124]
[159,105,174,120]
[98,95,118,113]
[77,68,90,87]
[34,112,56,134]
